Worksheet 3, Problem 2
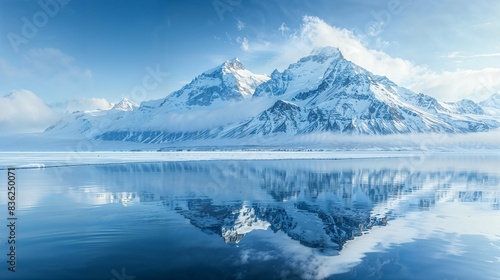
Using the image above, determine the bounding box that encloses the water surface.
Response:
[1,155,499,279]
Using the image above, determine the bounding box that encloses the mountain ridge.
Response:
[45,47,500,145]
[150,58,269,111]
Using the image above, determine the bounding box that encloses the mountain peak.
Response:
[223,58,245,71]
[254,46,347,98]
[47,47,500,142]
[158,57,268,108]
[203,58,246,75]
[113,98,135,111]
[310,46,343,59]
[480,93,500,108]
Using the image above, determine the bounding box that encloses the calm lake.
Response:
[1,155,499,279]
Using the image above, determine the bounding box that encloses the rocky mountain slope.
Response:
[45,47,500,145]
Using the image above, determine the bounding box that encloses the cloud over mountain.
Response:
[245,16,500,102]
[0,90,60,133]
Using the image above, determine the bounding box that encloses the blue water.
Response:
[0,155,499,279]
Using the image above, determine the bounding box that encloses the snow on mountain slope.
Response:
[46,47,500,144]
[46,60,270,138]
[480,93,500,108]
[45,108,125,138]
[224,47,495,137]
[254,47,344,99]
[145,58,269,111]
[445,99,485,115]
[112,98,137,111]
[480,93,500,115]
[45,98,138,137]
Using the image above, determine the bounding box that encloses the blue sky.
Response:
[1,0,500,108]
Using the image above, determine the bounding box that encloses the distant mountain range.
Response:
[45,47,500,145]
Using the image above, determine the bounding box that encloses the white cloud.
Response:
[469,53,500,58]
[251,16,425,87]
[0,49,92,103]
[297,16,430,85]
[23,48,92,80]
[246,16,500,102]
[0,90,60,133]
[141,98,274,132]
[410,68,500,102]
[236,19,245,30]
[278,22,290,35]
[374,37,391,49]
[441,51,463,59]
[27,48,73,67]
[237,37,249,51]
[443,51,500,59]
[50,98,114,113]
[0,90,117,133]
[365,20,383,37]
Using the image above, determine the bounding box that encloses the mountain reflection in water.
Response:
[77,157,499,254]
[9,155,499,280]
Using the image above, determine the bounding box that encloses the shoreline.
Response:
[1,150,499,170]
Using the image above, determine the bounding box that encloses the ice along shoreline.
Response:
[0,150,497,170]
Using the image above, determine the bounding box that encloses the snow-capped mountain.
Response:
[46,47,500,144]
[144,58,269,111]
[444,99,485,115]
[112,98,137,111]
[236,47,494,135]
[45,59,269,139]
[480,93,500,108]
[45,98,138,137]
[479,93,500,115]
